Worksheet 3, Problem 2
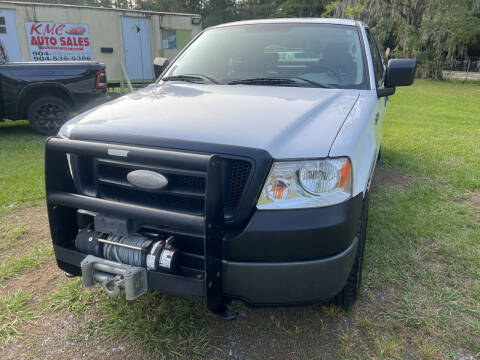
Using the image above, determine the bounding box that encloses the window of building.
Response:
[0,17,6,34]
[162,29,192,50]
[162,30,177,49]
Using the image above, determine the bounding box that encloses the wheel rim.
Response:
[34,102,68,133]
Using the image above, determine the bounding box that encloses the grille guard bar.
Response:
[45,137,227,313]
[47,192,205,235]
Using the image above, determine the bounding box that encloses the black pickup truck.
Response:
[0,41,107,135]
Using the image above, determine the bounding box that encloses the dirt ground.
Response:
[467,191,480,213]
[0,165,433,360]
[370,164,416,191]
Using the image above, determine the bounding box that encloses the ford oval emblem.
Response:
[127,170,168,190]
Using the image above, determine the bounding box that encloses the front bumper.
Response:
[223,236,359,305]
[54,235,359,306]
[52,195,362,306]
[224,194,363,261]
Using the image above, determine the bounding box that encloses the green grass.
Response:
[0,291,36,344]
[352,79,480,358]
[0,244,53,283]
[48,278,211,358]
[0,79,479,358]
[382,79,480,188]
[0,224,27,251]
[45,278,102,315]
[97,292,211,357]
[0,120,46,211]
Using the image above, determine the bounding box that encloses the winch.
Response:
[75,229,180,272]
[74,228,181,299]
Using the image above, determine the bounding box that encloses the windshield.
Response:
[163,23,367,89]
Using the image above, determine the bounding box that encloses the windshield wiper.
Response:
[228,77,332,88]
[228,77,298,86]
[162,74,219,84]
[291,77,333,88]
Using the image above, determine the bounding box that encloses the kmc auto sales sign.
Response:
[25,22,93,61]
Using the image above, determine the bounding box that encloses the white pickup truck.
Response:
[46,18,416,317]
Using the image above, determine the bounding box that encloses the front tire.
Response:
[331,192,369,308]
[28,96,72,135]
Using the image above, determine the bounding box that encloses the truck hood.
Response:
[62,83,360,159]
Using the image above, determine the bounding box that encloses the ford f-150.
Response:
[45,18,416,317]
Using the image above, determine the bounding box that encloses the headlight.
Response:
[257,157,352,209]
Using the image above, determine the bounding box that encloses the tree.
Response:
[276,0,328,17]
[322,0,480,77]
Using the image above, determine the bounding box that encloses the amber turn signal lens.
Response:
[272,180,288,200]
[339,160,351,188]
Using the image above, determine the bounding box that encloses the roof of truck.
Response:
[212,18,361,28]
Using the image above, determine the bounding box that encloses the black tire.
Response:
[27,96,72,136]
[331,193,369,308]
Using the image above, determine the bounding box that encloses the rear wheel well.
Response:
[20,86,73,118]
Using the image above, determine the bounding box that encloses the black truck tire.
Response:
[28,96,72,135]
[331,192,369,308]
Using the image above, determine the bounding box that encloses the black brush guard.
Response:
[45,137,229,314]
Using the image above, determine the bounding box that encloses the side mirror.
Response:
[153,57,169,79]
[385,58,417,87]
[378,58,416,98]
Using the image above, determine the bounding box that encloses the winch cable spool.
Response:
[103,233,150,268]
[74,229,180,272]
[101,233,179,272]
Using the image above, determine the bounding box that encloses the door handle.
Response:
[375,113,379,125]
